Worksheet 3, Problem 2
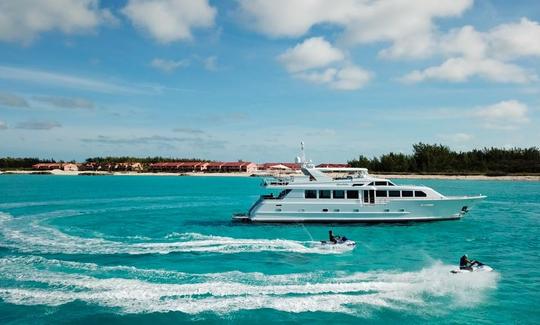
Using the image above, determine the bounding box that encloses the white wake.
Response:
[0,212,352,255]
[0,256,499,315]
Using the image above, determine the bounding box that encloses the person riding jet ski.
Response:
[459,254,481,271]
[328,230,338,244]
[324,230,353,246]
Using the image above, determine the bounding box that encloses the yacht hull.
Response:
[238,196,485,223]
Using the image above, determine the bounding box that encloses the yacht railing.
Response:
[262,177,293,186]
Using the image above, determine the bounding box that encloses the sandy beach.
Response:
[1,169,539,181]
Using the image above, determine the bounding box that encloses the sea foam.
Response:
[0,212,352,255]
[0,256,499,315]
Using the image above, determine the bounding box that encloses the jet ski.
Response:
[320,237,356,247]
[451,261,493,274]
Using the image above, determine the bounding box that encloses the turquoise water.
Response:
[0,175,538,324]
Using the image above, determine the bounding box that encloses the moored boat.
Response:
[234,143,486,223]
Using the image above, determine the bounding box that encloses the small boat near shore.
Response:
[234,143,486,224]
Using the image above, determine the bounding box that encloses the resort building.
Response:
[149,162,210,173]
[220,162,257,173]
[63,163,80,171]
[32,163,63,170]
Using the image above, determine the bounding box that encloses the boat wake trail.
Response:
[0,256,499,316]
[0,212,351,255]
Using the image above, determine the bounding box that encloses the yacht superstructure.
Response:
[234,143,486,223]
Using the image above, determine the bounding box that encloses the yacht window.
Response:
[375,181,387,186]
[322,208,329,212]
[319,190,331,199]
[333,190,345,199]
[352,183,364,187]
[389,190,400,197]
[415,191,427,197]
[305,190,317,199]
[387,182,395,186]
[367,182,374,186]
[402,190,413,197]
[346,190,359,199]
[376,190,387,197]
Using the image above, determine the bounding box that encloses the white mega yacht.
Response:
[234,144,486,223]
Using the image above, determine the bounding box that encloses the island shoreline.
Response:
[1,169,539,181]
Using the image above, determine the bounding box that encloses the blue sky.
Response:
[0,0,539,163]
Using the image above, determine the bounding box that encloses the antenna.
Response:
[300,141,306,163]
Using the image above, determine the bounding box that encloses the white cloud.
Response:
[440,25,487,59]
[474,100,530,130]
[297,68,338,84]
[122,0,216,43]
[489,18,540,60]
[0,65,138,94]
[151,58,189,72]
[0,121,7,130]
[296,66,371,90]
[278,37,371,90]
[237,0,472,59]
[401,18,540,84]
[401,57,536,84]
[0,0,116,44]
[331,65,371,90]
[278,37,344,72]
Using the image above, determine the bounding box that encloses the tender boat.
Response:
[233,143,486,223]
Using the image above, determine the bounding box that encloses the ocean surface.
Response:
[0,175,538,324]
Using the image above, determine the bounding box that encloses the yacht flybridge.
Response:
[234,143,486,223]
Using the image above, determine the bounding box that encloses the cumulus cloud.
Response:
[401,18,540,84]
[122,0,216,43]
[237,2,538,84]
[33,96,94,109]
[151,58,190,72]
[15,121,62,130]
[297,66,371,90]
[0,92,29,107]
[238,0,472,59]
[0,0,116,44]
[401,57,536,84]
[489,18,540,60]
[278,37,344,72]
[474,100,530,130]
[278,37,371,90]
